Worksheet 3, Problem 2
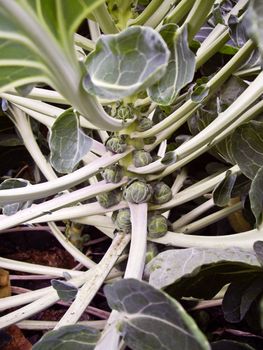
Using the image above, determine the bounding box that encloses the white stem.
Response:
[17,320,106,330]
[0,257,82,277]
[151,165,240,211]
[125,203,148,279]
[149,228,263,249]
[0,149,132,203]
[28,201,127,224]
[55,233,130,328]
[172,198,214,230]
[0,180,126,230]
[48,222,96,269]
[180,201,242,234]
[171,168,188,196]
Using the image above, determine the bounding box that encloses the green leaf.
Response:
[212,340,255,350]
[146,248,261,298]
[231,121,263,180]
[147,24,195,106]
[51,279,78,301]
[0,178,30,215]
[0,0,104,92]
[49,109,93,174]
[83,26,170,100]
[222,274,263,323]
[213,170,237,207]
[246,0,263,58]
[32,325,100,350]
[104,278,210,350]
[161,151,177,165]
[249,166,263,226]
[253,241,263,266]
[190,84,209,102]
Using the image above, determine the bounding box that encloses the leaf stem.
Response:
[165,0,196,25]
[55,233,130,328]
[93,3,119,34]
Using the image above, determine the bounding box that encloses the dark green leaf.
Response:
[32,325,100,350]
[146,248,261,298]
[51,279,78,301]
[222,274,263,323]
[253,241,263,266]
[148,24,195,106]
[213,170,237,207]
[190,84,209,102]
[161,151,177,165]
[83,26,170,100]
[0,178,30,215]
[231,121,263,180]
[0,134,23,147]
[249,166,263,226]
[49,109,93,174]
[104,278,210,350]
[212,340,255,350]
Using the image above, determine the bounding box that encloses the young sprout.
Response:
[151,182,172,204]
[105,136,127,153]
[113,208,131,232]
[101,164,123,183]
[133,150,153,168]
[96,189,122,208]
[147,213,168,238]
[123,179,152,204]
[137,117,153,131]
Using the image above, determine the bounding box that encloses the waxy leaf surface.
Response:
[49,109,93,173]
[83,26,170,100]
[104,278,210,350]
[148,24,195,105]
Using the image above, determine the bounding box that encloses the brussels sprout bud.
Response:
[123,179,152,204]
[145,242,158,263]
[147,214,168,238]
[151,182,172,204]
[101,164,123,183]
[133,150,152,168]
[114,208,131,232]
[137,117,153,132]
[143,136,156,145]
[116,104,133,120]
[96,189,122,208]
[105,136,127,153]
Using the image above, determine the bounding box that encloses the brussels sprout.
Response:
[145,242,158,263]
[123,179,152,204]
[105,136,127,153]
[151,182,172,204]
[137,117,153,131]
[147,214,168,238]
[101,164,123,183]
[114,208,131,232]
[96,189,122,208]
[133,150,152,168]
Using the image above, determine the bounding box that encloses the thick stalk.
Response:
[0,180,126,231]
[165,0,196,25]
[184,0,215,42]
[149,228,263,250]
[55,233,130,328]
[128,0,166,26]
[95,203,148,350]
[93,3,119,34]
[179,201,242,234]
[0,149,132,203]
[17,320,106,330]
[74,33,95,51]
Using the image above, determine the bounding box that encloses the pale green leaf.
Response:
[51,279,78,301]
[213,170,237,207]
[49,109,93,174]
[249,166,263,226]
[246,0,263,58]
[146,248,260,291]
[0,178,30,215]
[253,241,263,266]
[104,278,210,350]
[32,325,100,350]
[148,24,195,106]
[83,26,170,100]
[231,121,263,180]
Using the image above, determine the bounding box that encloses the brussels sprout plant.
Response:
[1,0,263,349]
